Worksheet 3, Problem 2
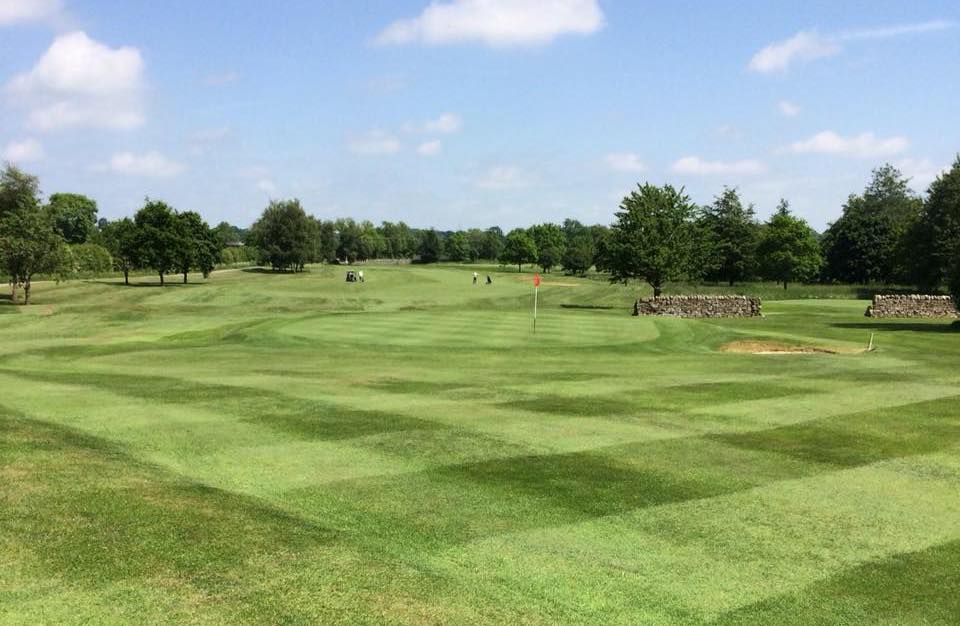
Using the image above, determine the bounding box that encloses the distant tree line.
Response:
[2,156,960,304]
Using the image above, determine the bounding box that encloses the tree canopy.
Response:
[48,193,98,244]
[757,200,822,289]
[500,229,537,272]
[605,183,698,296]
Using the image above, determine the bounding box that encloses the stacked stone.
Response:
[633,295,761,318]
[864,295,958,318]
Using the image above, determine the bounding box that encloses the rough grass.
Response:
[1,265,958,625]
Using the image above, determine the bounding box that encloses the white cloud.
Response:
[476,166,534,189]
[348,130,401,155]
[2,138,44,162]
[375,0,604,47]
[749,21,954,74]
[895,158,949,192]
[748,31,841,74]
[787,131,908,158]
[604,152,646,173]
[417,140,442,156]
[5,31,145,132]
[0,0,62,26]
[778,100,801,117]
[108,152,183,177]
[424,113,462,134]
[670,156,766,176]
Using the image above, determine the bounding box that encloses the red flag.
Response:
[533,273,541,287]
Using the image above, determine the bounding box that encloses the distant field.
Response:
[2,265,959,625]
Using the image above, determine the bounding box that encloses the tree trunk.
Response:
[123,268,129,285]
[23,277,30,305]
[728,277,735,287]
[518,263,522,273]
[783,281,788,290]
[183,270,188,284]
[159,272,165,286]
[10,279,17,303]
[653,283,662,298]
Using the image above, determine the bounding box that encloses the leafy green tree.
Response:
[47,193,98,244]
[699,187,759,285]
[174,211,219,282]
[212,221,248,248]
[335,218,362,263]
[499,229,537,272]
[134,199,180,285]
[561,233,595,275]
[248,200,312,271]
[528,223,566,273]
[822,165,921,284]
[418,229,442,263]
[478,227,504,260]
[444,231,473,262]
[0,166,67,304]
[911,156,960,291]
[605,183,698,297]
[757,200,822,289]
[100,217,140,284]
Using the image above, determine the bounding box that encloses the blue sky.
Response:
[1,0,958,230]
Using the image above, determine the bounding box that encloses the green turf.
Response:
[1,265,958,625]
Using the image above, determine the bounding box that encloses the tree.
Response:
[821,165,921,284]
[0,166,67,304]
[212,221,248,248]
[605,183,698,297]
[248,200,312,271]
[100,217,140,285]
[699,187,759,285]
[499,229,537,272]
[174,211,219,282]
[67,243,113,275]
[47,193,98,244]
[418,229,442,263]
[528,223,566,272]
[444,231,472,262]
[478,227,504,260]
[134,199,179,285]
[912,156,960,291]
[561,232,595,275]
[757,200,822,289]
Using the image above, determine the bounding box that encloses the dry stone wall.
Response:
[865,295,958,318]
[633,295,761,318]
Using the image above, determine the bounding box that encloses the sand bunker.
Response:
[720,340,865,355]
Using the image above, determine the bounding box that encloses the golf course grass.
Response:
[2,265,959,625]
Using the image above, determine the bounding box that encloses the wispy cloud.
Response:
[778,100,801,117]
[0,0,63,27]
[1,138,44,163]
[749,20,954,73]
[604,152,646,173]
[347,130,401,155]
[475,166,534,189]
[671,156,766,176]
[424,113,462,134]
[417,140,442,157]
[375,0,604,47]
[107,151,184,177]
[786,131,908,158]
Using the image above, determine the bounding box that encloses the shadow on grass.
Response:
[834,321,960,333]
[92,280,197,288]
[241,267,305,274]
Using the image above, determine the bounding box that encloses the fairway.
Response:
[2,266,959,625]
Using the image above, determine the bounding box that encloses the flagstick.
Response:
[533,284,538,334]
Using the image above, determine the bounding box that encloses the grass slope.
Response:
[1,265,958,625]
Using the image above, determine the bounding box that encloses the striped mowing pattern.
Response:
[1,265,958,625]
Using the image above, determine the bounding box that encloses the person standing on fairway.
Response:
[358,270,364,283]
[473,272,478,285]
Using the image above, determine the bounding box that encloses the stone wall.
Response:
[633,295,761,318]
[864,295,958,318]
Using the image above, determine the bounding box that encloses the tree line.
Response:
[2,156,959,304]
